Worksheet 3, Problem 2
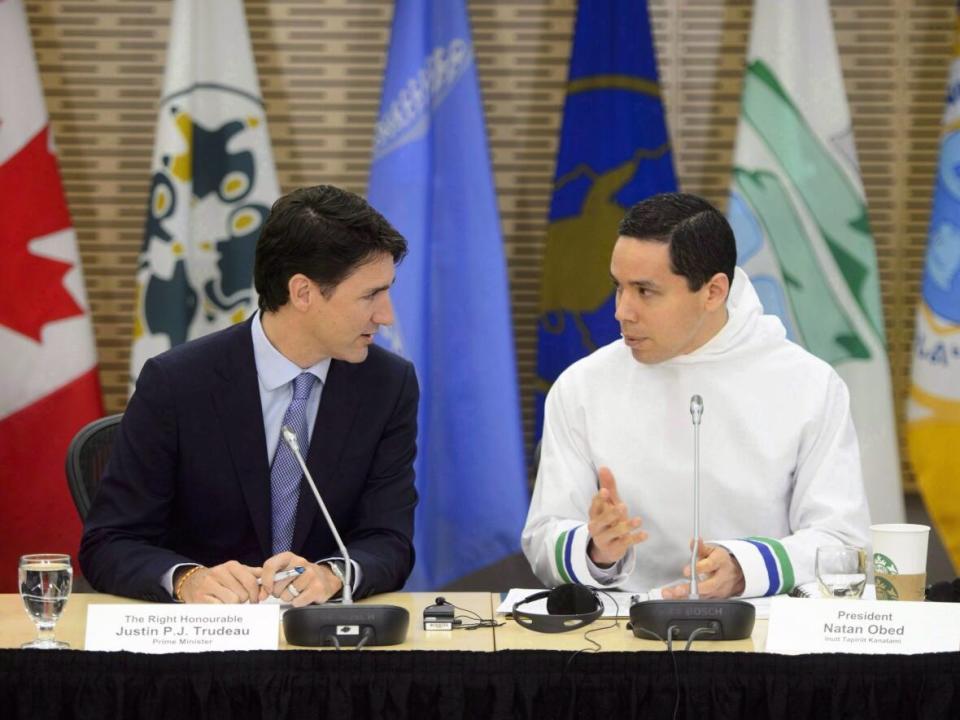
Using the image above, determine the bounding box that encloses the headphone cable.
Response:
[447,601,503,630]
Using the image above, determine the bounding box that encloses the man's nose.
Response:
[374,291,395,326]
[615,293,637,323]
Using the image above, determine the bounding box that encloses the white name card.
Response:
[766,596,960,655]
[85,604,280,653]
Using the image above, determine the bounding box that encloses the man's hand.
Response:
[259,552,344,607]
[587,466,647,567]
[177,561,262,604]
[661,540,745,599]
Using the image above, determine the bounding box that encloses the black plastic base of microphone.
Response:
[283,604,410,647]
[628,599,755,641]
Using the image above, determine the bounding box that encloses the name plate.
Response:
[85,604,280,653]
[766,596,960,654]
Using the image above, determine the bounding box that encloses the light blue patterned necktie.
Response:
[270,372,317,554]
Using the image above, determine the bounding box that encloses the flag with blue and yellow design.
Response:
[536,0,677,436]
[909,2,960,573]
[130,0,279,384]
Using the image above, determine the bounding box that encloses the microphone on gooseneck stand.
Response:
[282,426,353,604]
[628,395,755,644]
[689,395,703,600]
[278,426,409,647]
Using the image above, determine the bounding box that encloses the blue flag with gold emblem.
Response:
[368,0,528,589]
[536,0,677,435]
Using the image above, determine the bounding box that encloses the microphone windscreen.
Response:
[547,583,599,615]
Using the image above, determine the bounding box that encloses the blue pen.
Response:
[257,566,305,585]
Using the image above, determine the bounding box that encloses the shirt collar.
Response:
[252,312,331,391]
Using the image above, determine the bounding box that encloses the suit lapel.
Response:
[291,358,360,552]
[211,319,272,558]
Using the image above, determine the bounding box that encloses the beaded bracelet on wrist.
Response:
[174,565,204,602]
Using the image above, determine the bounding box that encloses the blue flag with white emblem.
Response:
[368,0,528,589]
[536,0,677,436]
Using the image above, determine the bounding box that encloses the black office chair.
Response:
[65,414,122,520]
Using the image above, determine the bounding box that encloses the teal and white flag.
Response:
[728,0,904,523]
[130,0,279,382]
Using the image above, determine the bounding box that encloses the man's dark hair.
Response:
[617,192,736,291]
[255,184,408,312]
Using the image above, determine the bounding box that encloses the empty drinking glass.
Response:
[816,545,866,599]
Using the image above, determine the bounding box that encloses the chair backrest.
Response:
[65,414,122,521]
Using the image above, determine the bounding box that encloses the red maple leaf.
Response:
[0,127,83,341]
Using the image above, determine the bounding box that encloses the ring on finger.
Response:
[288,585,300,598]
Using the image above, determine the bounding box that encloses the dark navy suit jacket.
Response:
[79,317,418,602]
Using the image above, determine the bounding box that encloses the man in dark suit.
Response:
[80,185,418,605]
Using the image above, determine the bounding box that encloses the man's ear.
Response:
[287,273,314,311]
[704,272,730,311]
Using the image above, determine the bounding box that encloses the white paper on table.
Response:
[497,588,781,619]
[790,582,876,601]
[496,588,655,618]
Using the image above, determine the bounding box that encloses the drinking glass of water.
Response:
[18,554,73,649]
[816,545,866,599]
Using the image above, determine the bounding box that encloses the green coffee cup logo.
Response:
[873,552,898,575]
[873,552,899,600]
[874,575,898,600]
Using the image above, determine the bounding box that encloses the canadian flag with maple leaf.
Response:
[0,0,104,592]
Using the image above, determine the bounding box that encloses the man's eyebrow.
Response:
[610,273,658,290]
[364,278,395,294]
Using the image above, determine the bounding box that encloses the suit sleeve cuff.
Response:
[163,563,200,602]
[712,538,795,598]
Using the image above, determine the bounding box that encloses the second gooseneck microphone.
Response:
[689,394,704,600]
[628,392,755,642]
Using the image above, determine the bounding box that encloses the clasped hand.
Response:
[660,539,745,599]
[178,551,343,607]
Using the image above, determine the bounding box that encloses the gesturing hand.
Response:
[586,466,647,567]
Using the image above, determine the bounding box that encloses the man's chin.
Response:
[334,346,370,364]
[630,346,667,365]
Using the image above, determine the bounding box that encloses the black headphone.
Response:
[511,584,603,633]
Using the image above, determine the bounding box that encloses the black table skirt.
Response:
[2,648,958,720]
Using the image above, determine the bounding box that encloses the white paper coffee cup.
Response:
[870,523,930,601]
